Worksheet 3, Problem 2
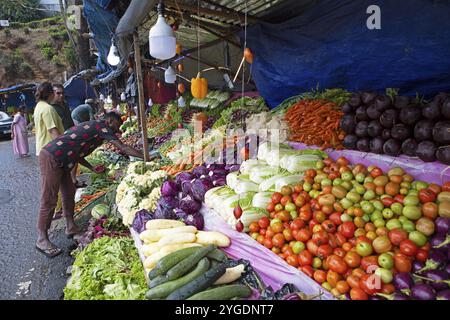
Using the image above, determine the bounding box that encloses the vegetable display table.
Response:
[201,206,334,300]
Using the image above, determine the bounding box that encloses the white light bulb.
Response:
[120,92,126,101]
[107,43,120,66]
[164,66,176,84]
[99,94,105,101]
[106,95,112,104]
[148,98,153,107]
[149,14,176,60]
[178,96,185,107]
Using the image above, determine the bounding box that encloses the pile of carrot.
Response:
[75,191,106,213]
[285,99,346,150]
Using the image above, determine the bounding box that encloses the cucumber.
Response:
[148,246,202,280]
[207,249,228,262]
[149,274,169,289]
[166,244,216,281]
[146,258,210,300]
[166,263,227,300]
[210,260,219,269]
[187,284,252,300]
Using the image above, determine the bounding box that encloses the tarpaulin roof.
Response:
[0,83,36,95]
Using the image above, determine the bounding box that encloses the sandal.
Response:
[35,245,63,258]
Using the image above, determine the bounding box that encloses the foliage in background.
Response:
[0,0,44,23]
[0,49,34,80]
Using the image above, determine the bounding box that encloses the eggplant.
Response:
[411,284,436,300]
[430,234,450,252]
[382,128,391,140]
[441,98,450,119]
[416,141,437,162]
[356,138,370,152]
[375,95,391,112]
[340,114,356,133]
[361,91,377,105]
[342,103,353,114]
[422,101,441,120]
[383,139,402,156]
[414,120,434,142]
[421,270,450,291]
[376,293,409,300]
[436,146,450,165]
[391,124,411,140]
[432,121,450,145]
[355,121,369,137]
[393,272,414,291]
[401,138,418,157]
[355,106,369,121]
[412,260,425,273]
[394,96,411,109]
[366,104,381,119]
[380,109,398,128]
[370,137,385,154]
[435,217,450,235]
[433,92,449,105]
[367,120,383,137]
[368,295,385,300]
[437,289,450,300]
[399,104,422,125]
[446,265,450,276]
[343,134,358,149]
[418,250,447,272]
[348,93,361,108]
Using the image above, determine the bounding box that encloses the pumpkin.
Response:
[178,83,185,93]
[176,43,182,55]
[177,64,184,72]
[191,73,208,99]
[244,48,253,64]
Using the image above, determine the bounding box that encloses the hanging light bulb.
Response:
[99,94,105,101]
[223,73,234,89]
[178,95,185,108]
[106,95,113,104]
[120,92,126,101]
[149,2,176,60]
[148,98,153,107]
[107,38,120,66]
[164,65,176,84]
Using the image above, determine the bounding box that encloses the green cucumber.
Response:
[166,245,216,281]
[146,258,210,300]
[148,246,202,280]
[210,260,219,269]
[207,249,228,262]
[166,262,227,300]
[187,284,252,300]
[149,274,169,289]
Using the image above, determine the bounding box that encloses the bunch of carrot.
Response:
[75,191,106,213]
[285,99,346,150]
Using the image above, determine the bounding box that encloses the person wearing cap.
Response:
[71,99,96,125]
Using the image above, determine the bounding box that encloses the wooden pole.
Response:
[133,30,149,163]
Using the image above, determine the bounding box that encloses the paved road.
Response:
[0,136,74,300]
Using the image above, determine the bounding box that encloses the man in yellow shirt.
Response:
[34,82,64,155]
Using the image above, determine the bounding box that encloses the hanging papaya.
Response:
[244,48,253,64]
[178,83,185,94]
[176,43,182,55]
[177,64,184,72]
[191,73,208,99]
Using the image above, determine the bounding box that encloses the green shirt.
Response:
[52,102,74,130]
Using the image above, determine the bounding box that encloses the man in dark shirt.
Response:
[51,84,74,131]
[36,112,144,257]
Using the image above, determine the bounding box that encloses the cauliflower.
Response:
[138,188,161,212]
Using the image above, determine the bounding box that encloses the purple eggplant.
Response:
[431,234,450,251]
[414,270,450,291]
[411,284,436,300]
[412,261,425,273]
[376,292,409,300]
[437,289,450,300]
[435,217,450,235]
[418,250,447,273]
[369,295,385,300]
[393,272,414,293]
[446,264,450,275]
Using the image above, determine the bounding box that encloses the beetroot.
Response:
[414,120,434,142]
[401,138,418,157]
[416,141,437,162]
[383,139,401,156]
[433,121,450,145]
[436,146,450,165]
[399,104,422,125]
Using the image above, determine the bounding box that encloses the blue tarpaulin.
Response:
[246,0,450,108]
[0,84,36,110]
[63,77,97,110]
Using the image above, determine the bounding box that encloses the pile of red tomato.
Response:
[247,156,450,300]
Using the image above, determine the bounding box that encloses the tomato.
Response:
[327,234,338,249]
[271,192,283,204]
[258,217,270,229]
[381,196,395,207]
[327,255,348,275]
[419,188,437,203]
[360,256,378,272]
[356,241,373,257]
[263,238,273,249]
[256,235,265,244]
[290,218,305,231]
[381,283,395,294]
[314,211,326,223]
[272,247,281,254]
[280,195,292,206]
[299,209,312,222]
[313,270,327,284]
[286,254,299,267]
[346,275,361,289]
[388,228,408,246]
[344,251,361,268]
[283,228,294,242]
[271,222,283,234]
[394,194,405,204]
[298,250,313,266]
[422,202,439,220]
[278,210,291,222]
[359,274,381,295]
[352,268,366,279]
[333,248,346,258]
[294,184,303,193]
[312,230,329,246]
[296,228,312,242]
[328,213,341,227]
[350,288,368,300]
[321,220,336,233]
[333,233,345,248]
[420,242,431,252]
[415,249,428,262]
[259,228,266,236]
[317,244,333,259]
[249,222,260,233]
[428,183,441,195]
[394,253,412,273]
[327,270,341,288]
[342,242,353,252]
[399,239,418,257]
[370,167,383,178]
[443,182,450,192]
[305,169,317,177]
[306,239,319,255]
[336,280,350,294]
[341,221,356,238]
[266,202,275,212]
[272,233,285,248]
[300,265,314,278]
[266,227,275,238]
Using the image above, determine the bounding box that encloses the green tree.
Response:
[0,0,44,23]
